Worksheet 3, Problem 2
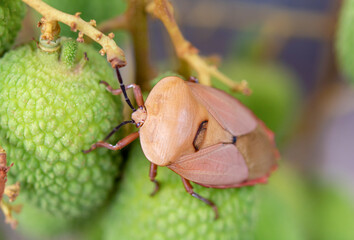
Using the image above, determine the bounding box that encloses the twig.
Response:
[126,0,155,91]
[146,0,251,94]
[98,0,155,91]
[0,146,21,229]
[0,147,8,202]
[22,0,126,68]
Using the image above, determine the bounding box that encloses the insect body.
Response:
[85,68,279,218]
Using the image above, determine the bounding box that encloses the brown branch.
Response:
[22,0,126,68]
[98,0,155,91]
[0,147,7,202]
[0,146,21,229]
[127,0,155,91]
[146,0,251,94]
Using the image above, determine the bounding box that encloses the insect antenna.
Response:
[103,120,135,142]
[115,66,136,111]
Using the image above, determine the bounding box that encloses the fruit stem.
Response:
[22,0,126,68]
[146,0,251,94]
[126,0,155,91]
[98,0,155,91]
[39,18,60,41]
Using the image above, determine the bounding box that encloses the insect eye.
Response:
[193,120,208,151]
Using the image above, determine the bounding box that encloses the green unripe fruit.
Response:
[16,195,71,238]
[337,0,354,84]
[255,165,354,240]
[15,192,107,239]
[0,41,122,219]
[307,184,354,240]
[255,165,309,240]
[0,0,26,56]
[103,143,257,240]
[216,62,301,142]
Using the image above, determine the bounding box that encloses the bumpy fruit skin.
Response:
[337,0,354,84]
[0,42,122,219]
[0,0,25,56]
[103,143,257,240]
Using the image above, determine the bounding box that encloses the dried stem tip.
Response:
[40,18,60,41]
[108,32,115,39]
[90,19,97,27]
[77,32,84,43]
[4,183,21,202]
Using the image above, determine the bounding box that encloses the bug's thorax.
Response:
[131,107,147,128]
[138,77,233,167]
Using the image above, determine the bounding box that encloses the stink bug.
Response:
[85,67,279,218]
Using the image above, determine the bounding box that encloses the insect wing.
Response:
[188,83,257,136]
[168,143,248,188]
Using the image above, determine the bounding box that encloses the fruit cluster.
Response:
[0,40,122,219]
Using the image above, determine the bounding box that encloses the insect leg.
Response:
[83,132,139,153]
[181,177,219,220]
[126,84,144,108]
[102,120,135,142]
[188,76,199,83]
[149,163,160,196]
[100,81,144,108]
[100,80,123,95]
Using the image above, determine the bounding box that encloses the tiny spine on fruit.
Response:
[60,38,78,69]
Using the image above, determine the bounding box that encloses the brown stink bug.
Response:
[85,67,279,218]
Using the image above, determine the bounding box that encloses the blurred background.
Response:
[2,0,354,239]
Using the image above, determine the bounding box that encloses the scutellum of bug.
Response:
[0,146,21,228]
[84,66,279,219]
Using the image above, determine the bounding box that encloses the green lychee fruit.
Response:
[337,0,354,84]
[255,165,309,240]
[307,184,354,240]
[15,195,71,238]
[102,143,257,240]
[215,61,301,143]
[0,40,122,219]
[0,0,26,56]
[15,191,107,239]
